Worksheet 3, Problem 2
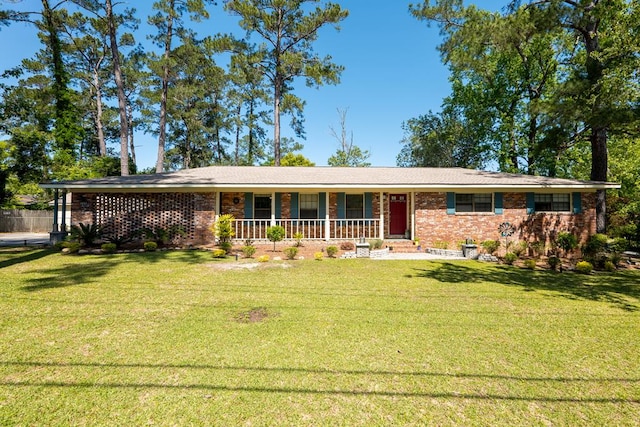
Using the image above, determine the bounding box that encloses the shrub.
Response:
[139,225,185,246]
[340,241,355,251]
[212,249,227,258]
[524,259,537,270]
[293,232,304,247]
[61,241,81,254]
[503,252,518,265]
[284,246,299,260]
[604,260,617,272]
[529,241,545,257]
[101,243,117,254]
[583,234,609,257]
[314,251,324,261]
[266,225,286,251]
[556,232,578,256]
[210,214,235,244]
[326,246,338,258]
[548,256,561,271]
[242,245,256,258]
[258,255,270,263]
[575,261,593,274]
[219,241,233,254]
[481,240,500,255]
[370,239,384,250]
[143,241,158,252]
[434,241,449,250]
[70,223,102,247]
[54,241,66,251]
[510,241,527,257]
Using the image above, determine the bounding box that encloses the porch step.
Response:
[384,240,422,253]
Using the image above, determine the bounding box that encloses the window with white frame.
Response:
[534,193,570,212]
[254,194,271,219]
[299,194,318,219]
[455,193,493,213]
[346,194,364,219]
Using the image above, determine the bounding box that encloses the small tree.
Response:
[211,214,235,244]
[266,225,285,251]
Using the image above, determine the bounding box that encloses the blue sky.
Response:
[0,0,503,170]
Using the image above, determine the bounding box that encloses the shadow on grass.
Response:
[0,248,55,270]
[121,249,211,265]
[414,262,640,312]
[1,360,638,403]
[21,259,121,292]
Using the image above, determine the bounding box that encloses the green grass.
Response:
[1,247,639,425]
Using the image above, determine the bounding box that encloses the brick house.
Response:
[41,166,618,247]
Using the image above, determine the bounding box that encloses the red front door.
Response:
[389,194,407,236]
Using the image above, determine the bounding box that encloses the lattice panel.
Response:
[95,193,197,242]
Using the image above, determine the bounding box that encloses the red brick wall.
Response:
[72,192,216,245]
[414,192,596,249]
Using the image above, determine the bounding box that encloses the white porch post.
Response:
[270,191,276,226]
[379,191,384,239]
[411,191,415,241]
[214,191,221,220]
[324,192,330,241]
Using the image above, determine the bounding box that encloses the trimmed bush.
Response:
[503,252,517,265]
[101,243,117,254]
[604,260,617,272]
[370,239,384,250]
[524,259,537,270]
[314,251,324,261]
[481,240,500,255]
[326,246,338,258]
[284,247,299,260]
[242,245,256,258]
[143,241,158,252]
[575,261,593,274]
[258,255,270,263]
[212,249,227,258]
[219,241,233,254]
[211,214,235,244]
[61,242,81,254]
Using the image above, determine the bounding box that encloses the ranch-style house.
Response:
[41,166,619,247]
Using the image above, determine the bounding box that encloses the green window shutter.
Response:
[364,192,373,218]
[337,192,346,219]
[526,192,535,214]
[318,192,326,218]
[290,193,299,219]
[275,193,282,218]
[244,192,253,218]
[494,192,503,214]
[572,192,582,214]
[446,192,455,215]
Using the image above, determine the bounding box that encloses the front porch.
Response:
[231,218,382,241]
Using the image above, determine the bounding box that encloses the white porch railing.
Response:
[232,218,380,241]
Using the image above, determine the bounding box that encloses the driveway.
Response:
[0,233,51,247]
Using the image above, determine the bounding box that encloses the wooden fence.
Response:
[0,210,52,232]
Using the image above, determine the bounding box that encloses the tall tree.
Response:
[148,0,214,173]
[327,108,370,167]
[224,0,348,165]
[411,0,640,232]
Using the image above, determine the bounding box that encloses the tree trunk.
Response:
[93,67,106,156]
[273,80,281,166]
[585,16,607,233]
[106,0,129,176]
[127,102,136,167]
[156,1,174,173]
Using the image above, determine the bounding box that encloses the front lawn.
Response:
[1,248,639,425]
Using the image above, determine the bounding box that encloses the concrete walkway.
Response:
[0,232,51,247]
